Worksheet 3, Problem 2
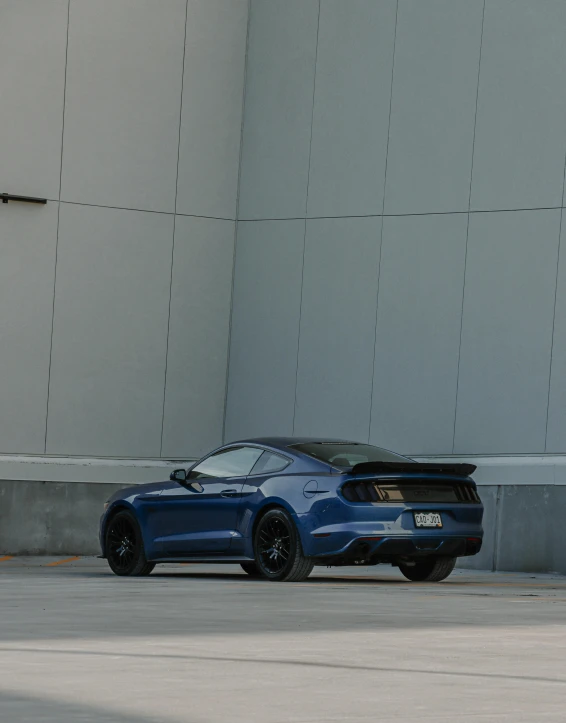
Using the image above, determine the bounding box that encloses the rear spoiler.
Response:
[350,461,477,478]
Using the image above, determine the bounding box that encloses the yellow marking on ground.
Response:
[44,556,81,567]
[0,556,14,562]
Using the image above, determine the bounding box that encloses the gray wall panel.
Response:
[294,218,381,440]
[61,0,186,213]
[237,0,319,220]
[545,217,566,453]
[495,485,558,574]
[385,0,483,215]
[471,0,566,211]
[224,221,305,441]
[162,217,235,458]
[370,214,467,456]
[306,0,396,218]
[454,211,560,454]
[0,203,58,453]
[0,0,68,200]
[176,0,248,220]
[46,204,173,457]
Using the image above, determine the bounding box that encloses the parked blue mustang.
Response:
[100,438,484,582]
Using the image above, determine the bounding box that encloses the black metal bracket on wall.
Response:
[1,193,47,205]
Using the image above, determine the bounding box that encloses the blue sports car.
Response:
[100,438,484,583]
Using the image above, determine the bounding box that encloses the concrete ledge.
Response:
[0,454,195,485]
[2,452,566,486]
[417,454,566,485]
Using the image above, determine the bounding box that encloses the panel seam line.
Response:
[44,0,71,454]
[292,0,322,434]
[452,0,485,454]
[160,0,189,456]
[222,0,252,445]
[368,0,399,443]
[544,151,566,452]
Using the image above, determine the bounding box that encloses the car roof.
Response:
[230,437,356,453]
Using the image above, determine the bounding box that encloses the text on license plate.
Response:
[414,512,443,528]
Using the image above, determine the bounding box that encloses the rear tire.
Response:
[398,556,456,582]
[253,509,314,582]
[105,510,155,577]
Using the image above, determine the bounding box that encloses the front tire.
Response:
[254,509,314,582]
[105,510,155,577]
[398,556,456,582]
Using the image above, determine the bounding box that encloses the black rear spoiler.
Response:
[350,461,477,478]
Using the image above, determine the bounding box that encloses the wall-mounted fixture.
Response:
[1,193,47,205]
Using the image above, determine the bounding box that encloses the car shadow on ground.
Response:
[67,567,566,589]
[149,570,410,584]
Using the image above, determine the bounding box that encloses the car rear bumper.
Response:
[299,505,484,560]
[310,534,482,564]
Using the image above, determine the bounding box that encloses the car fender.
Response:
[100,499,145,557]
[247,496,314,554]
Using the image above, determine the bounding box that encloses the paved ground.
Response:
[0,558,565,722]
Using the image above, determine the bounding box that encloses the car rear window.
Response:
[250,451,290,476]
[291,442,410,468]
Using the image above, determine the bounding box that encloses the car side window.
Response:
[188,447,263,480]
[250,451,291,476]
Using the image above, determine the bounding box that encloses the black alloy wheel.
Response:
[253,509,314,582]
[259,516,290,574]
[105,510,155,577]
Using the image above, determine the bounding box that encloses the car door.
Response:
[230,450,293,555]
[154,446,264,556]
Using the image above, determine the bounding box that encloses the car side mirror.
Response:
[170,469,187,483]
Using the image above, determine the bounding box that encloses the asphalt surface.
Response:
[1,557,565,722]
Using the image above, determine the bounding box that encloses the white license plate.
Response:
[414,512,443,528]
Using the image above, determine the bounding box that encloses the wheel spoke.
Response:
[108,516,138,572]
[257,515,293,575]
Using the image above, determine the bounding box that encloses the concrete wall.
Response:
[226,0,566,462]
[458,484,566,575]
[2,478,564,575]
[4,0,566,464]
[0,480,125,556]
[0,0,248,460]
[2,1,566,572]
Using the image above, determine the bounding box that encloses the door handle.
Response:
[221,489,239,498]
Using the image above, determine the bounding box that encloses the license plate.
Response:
[414,512,442,528]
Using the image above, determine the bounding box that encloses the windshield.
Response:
[291,442,410,468]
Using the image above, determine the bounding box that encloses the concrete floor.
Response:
[0,558,565,722]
